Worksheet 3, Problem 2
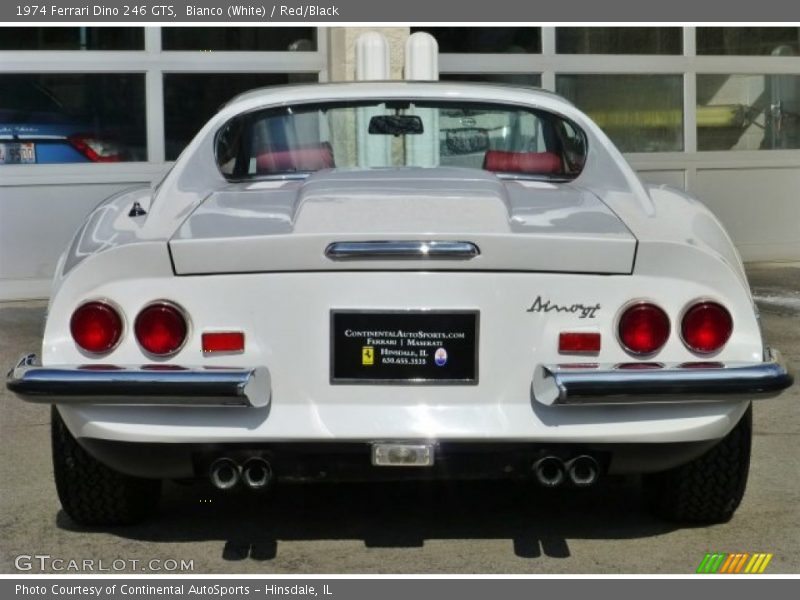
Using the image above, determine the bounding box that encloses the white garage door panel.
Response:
[0,183,146,300]
[693,168,800,262]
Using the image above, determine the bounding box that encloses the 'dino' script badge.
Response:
[526,295,600,319]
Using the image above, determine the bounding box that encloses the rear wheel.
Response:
[644,404,752,524]
[51,407,161,526]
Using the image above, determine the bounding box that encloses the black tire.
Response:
[51,407,161,526]
[644,404,752,524]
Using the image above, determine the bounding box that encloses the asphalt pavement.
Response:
[1,264,798,574]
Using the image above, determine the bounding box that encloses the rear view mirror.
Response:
[368,115,424,136]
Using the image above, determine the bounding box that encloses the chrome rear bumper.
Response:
[532,348,793,406]
[6,354,270,408]
[7,349,792,410]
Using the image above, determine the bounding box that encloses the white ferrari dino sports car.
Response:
[7,82,793,525]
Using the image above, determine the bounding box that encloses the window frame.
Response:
[438,27,800,180]
[0,26,326,184]
[212,98,589,182]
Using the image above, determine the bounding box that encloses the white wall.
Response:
[0,176,155,301]
[693,168,800,262]
[636,162,800,263]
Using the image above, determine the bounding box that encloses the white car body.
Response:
[8,83,793,514]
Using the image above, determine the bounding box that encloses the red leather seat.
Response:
[256,143,335,173]
[483,150,563,175]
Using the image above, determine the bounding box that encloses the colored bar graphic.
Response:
[709,553,726,573]
[746,554,761,573]
[733,553,750,573]
[696,553,713,573]
[719,554,736,573]
[758,554,773,573]
[699,552,773,574]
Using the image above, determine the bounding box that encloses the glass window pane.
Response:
[556,75,683,153]
[0,27,143,50]
[440,73,542,87]
[697,28,800,56]
[410,28,540,53]
[556,27,682,54]
[215,100,586,178]
[164,73,318,160]
[0,74,146,164]
[697,74,800,150]
[162,27,317,51]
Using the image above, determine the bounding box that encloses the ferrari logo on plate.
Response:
[362,346,375,366]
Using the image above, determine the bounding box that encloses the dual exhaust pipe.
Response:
[209,457,272,491]
[211,454,598,489]
[532,455,600,488]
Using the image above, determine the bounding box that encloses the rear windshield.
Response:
[215,100,587,180]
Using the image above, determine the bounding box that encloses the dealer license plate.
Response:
[330,310,479,384]
[0,142,36,164]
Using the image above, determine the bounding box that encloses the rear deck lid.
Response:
[168,168,637,275]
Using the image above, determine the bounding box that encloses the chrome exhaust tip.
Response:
[241,457,273,490]
[532,456,566,488]
[566,455,600,487]
[209,457,241,490]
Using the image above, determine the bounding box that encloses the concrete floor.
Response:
[1,265,798,574]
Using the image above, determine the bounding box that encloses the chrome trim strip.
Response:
[325,241,480,261]
[6,354,270,408]
[532,348,793,406]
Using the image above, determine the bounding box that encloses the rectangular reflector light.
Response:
[372,443,435,467]
[202,331,245,354]
[559,332,601,354]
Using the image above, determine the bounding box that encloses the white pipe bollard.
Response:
[404,32,439,81]
[355,31,390,81]
[355,32,392,167]
[404,32,440,168]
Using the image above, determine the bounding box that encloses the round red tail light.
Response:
[70,301,123,354]
[681,301,732,354]
[618,303,670,356]
[134,302,188,356]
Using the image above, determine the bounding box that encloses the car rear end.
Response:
[11,174,787,479]
[6,83,793,525]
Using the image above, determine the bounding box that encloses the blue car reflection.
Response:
[0,79,123,164]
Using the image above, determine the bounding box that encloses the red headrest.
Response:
[256,143,334,173]
[483,150,563,175]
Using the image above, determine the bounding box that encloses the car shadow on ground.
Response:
[55,477,677,562]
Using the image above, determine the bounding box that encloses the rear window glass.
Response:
[215,100,587,180]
